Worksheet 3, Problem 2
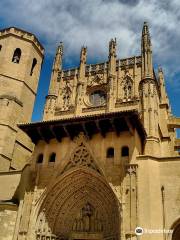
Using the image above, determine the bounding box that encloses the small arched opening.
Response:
[49,152,56,163]
[30,58,37,75]
[121,146,129,157]
[37,154,43,164]
[12,48,21,63]
[106,147,114,158]
[172,221,180,240]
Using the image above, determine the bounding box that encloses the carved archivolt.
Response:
[35,168,120,240]
[34,133,120,240]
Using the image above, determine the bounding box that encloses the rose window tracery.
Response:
[89,90,106,106]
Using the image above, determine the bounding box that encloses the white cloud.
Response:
[0,0,180,88]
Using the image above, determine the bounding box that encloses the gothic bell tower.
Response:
[0,27,44,171]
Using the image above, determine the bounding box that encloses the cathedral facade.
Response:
[0,23,180,240]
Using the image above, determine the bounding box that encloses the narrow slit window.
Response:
[0,45,2,51]
[30,58,37,75]
[37,154,43,164]
[12,48,21,63]
[107,147,114,158]
[49,152,56,163]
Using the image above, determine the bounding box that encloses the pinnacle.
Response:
[57,42,63,56]
[142,21,150,35]
[142,21,151,47]
[158,66,163,73]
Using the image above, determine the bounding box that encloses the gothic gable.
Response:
[62,133,101,174]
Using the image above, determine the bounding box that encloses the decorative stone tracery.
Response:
[62,132,101,174]
[88,74,104,87]
[62,142,100,174]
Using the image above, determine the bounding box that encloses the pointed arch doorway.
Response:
[35,167,121,240]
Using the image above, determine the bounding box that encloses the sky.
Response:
[0,0,180,134]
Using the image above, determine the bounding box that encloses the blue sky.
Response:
[0,0,180,136]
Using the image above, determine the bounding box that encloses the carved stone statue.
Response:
[62,80,72,110]
[71,202,103,233]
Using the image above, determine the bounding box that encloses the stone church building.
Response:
[0,23,180,240]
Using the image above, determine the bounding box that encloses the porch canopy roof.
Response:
[18,110,146,144]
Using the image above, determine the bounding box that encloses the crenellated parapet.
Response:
[0,27,44,56]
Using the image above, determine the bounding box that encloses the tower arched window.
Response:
[0,45,2,51]
[12,48,21,64]
[37,153,43,164]
[30,58,37,76]
[121,146,129,157]
[49,152,56,163]
[106,147,114,158]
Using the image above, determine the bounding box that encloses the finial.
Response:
[57,42,63,56]
[109,38,117,57]
[80,46,87,64]
[142,22,151,42]
[158,66,163,73]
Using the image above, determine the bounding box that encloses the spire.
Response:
[108,38,117,75]
[79,46,87,79]
[158,67,169,106]
[141,22,153,79]
[43,43,64,120]
[52,42,63,72]
[49,42,63,95]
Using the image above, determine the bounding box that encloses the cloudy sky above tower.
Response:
[0,0,180,122]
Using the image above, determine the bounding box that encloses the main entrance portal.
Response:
[35,167,121,240]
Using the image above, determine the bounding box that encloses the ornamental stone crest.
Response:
[88,74,104,87]
[62,133,100,174]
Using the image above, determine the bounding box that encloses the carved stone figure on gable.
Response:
[62,80,72,110]
[121,70,133,101]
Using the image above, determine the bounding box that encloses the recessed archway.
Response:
[35,167,121,240]
[172,221,180,240]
